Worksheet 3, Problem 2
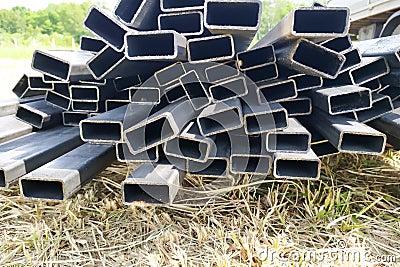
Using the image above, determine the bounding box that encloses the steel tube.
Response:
[266,118,311,153]
[279,97,312,117]
[180,70,211,110]
[32,50,94,81]
[309,85,372,115]
[257,79,297,103]
[20,143,115,200]
[16,100,63,129]
[0,127,83,187]
[349,57,390,86]
[63,111,89,127]
[354,94,393,123]
[125,30,187,60]
[209,77,248,103]
[45,91,71,111]
[0,115,32,144]
[273,150,321,180]
[187,35,235,63]
[80,36,107,53]
[158,11,204,36]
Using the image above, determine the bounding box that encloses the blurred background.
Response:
[0,0,324,97]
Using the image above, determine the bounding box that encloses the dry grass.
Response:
[0,151,400,266]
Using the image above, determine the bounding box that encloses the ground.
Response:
[0,152,399,266]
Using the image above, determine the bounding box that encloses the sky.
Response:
[0,0,115,11]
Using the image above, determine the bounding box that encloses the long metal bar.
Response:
[253,7,350,46]
[161,0,205,12]
[236,45,275,71]
[354,94,393,123]
[229,133,272,175]
[354,35,400,68]
[266,118,311,153]
[63,111,89,127]
[122,163,183,205]
[124,100,197,154]
[32,50,94,81]
[158,11,204,36]
[273,150,321,180]
[163,121,216,162]
[20,143,115,200]
[320,35,352,53]
[45,91,71,111]
[209,76,248,103]
[368,104,400,149]
[187,34,235,63]
[80,36,107,53]
[339,48,362,73]
[154,62,186,87]
[279,97,312,117]
[114,0,161,30]
[311,140,340,158]
[242,102,288,135]
[244,63,278,84]
[303,108,386,155]
[257,79,297,103]
[0,99,19,117]
[205,61,239,84]
[180,70,211,110]
[0,115,32,144]
[272,39,346,79]
[84,6,129,52]
[349,57,390,86]
[204,0,262,52]
[12,74,47,99]
[309,85,372,115]
[80,105,130,143]
[197,98,243,136]
[117,142,159,163]
[0,127,83,187]
[378,86,400,101]
[125,30,187,61]
[16,100,63,129]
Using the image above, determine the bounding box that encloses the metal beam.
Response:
[114,0,161,30]
[0,126,83,187]
[279,97,312,117]
[349,57,389,86]
[354,94,393,123]
[236,45,275,71]
[125,30,187,61]
[0,99,19,117]
[63,111,89,127]
[80,36,107,53]
[84,6,129,52]
[266,118,311,153]
[180,70,211,110]
[20,143,115,200]
[16,100,63,129]
[257,79,297,103]
[273,150,321,180]
[197,98,243,136]
[242,102,288,135]
[158,11,204,36]
[122,163,183,205]
[309,85,372,115]
[187,34,235,63]
[117,142,159,163]
[32,50,94,81]
[0,115,32,144]
[45,91,71,111]
[205,61,239,84]
[304,108,386,155]
[209,76,248,103]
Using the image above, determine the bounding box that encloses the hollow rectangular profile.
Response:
[273,150,321,180]
[209,77,248,102]
[188,35,235,63]
[158,11,204,36]
[242,102,288,134]
[16,100,63,129]
[20,144,115,200]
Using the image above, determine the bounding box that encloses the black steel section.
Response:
[21,143,115,200]
[84,6,128,52]
[209,77,248,102]
[279,97,312,117]
[32,50,94,81]
[114,0,161,30]
[161,0,204,12]
[187,35,235,63]
[180,70,210,110]
[117,142,158,163]
[237,45,275,71]
[205,61,239,84]
[16,100,63,129]
[80,36,107,53]
[63,112,89,127]
[244,63,278,83]
[46,91,71,111]
[0,127,83,187]
[320,35,352,53]
[354,94,394,123]
[349,57,390,85]
[257,79,297,103]
[158,11,204,36]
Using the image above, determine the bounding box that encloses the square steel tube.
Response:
[242,102,288,135]
[155,62,186,87]
[209,77,248,103]
[354,94,394,123]
[257,79,297,103]
[124,30,187,60]
[45,91,71,111]
[80,36,106,53]
[114,0,161,30]
[279,97,312,117]
[32,50,94,81]
[16,100,62,129]
[0,127,83,187]
[273,150,321,180]
[197,98,243,136]
[124,100,197,154]
[187,35,235,63]
[305,108,386,155]
[309,85,372,115]
[20,144,115,200]
[158,11,204,36]
[84,6,128,52]
[163,121,216,162]
[123,163,183,205]
[116,142,159,163]
[349,57,389,86]
[63,112,89,127]
[237,45,275,71]
[205,61,239,84]
[266,118,311,153]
